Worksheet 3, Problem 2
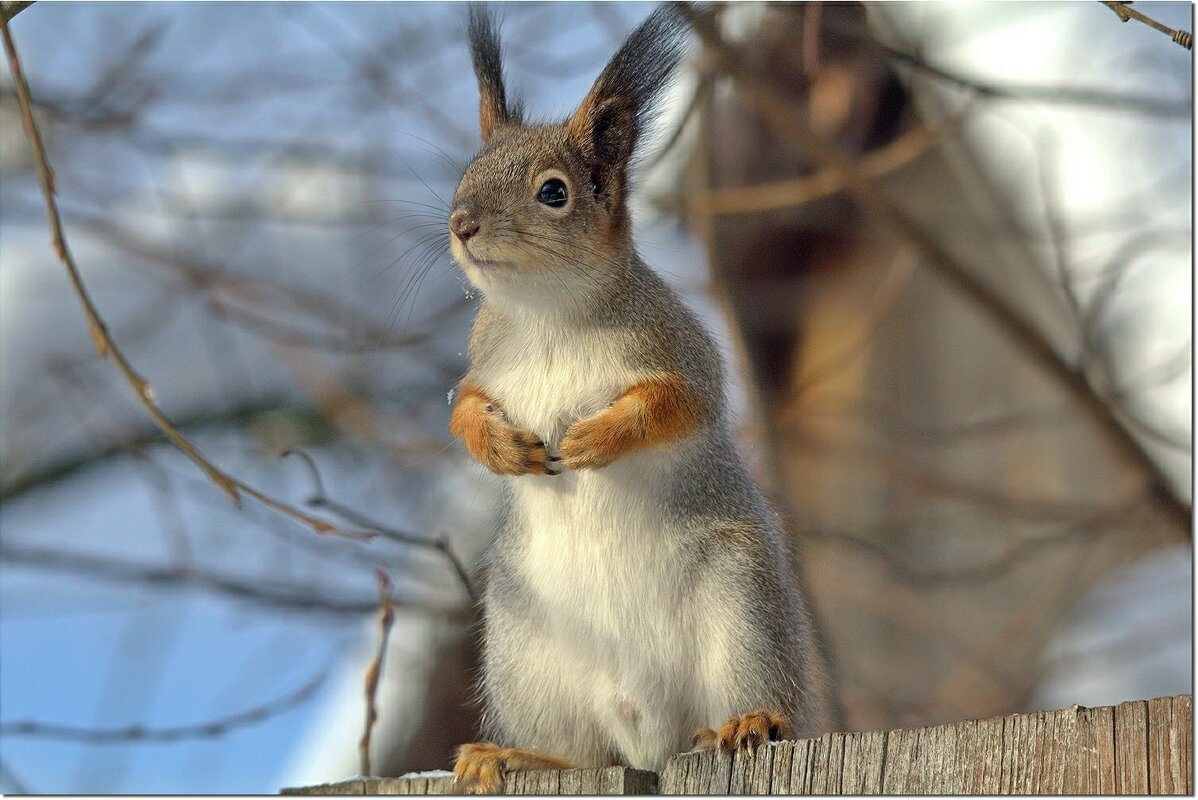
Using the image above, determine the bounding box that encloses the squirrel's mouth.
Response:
[460,250,511,272]
[451,237,516,278]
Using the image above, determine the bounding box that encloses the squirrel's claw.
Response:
[478,423,553,476]
[691,709,792,755]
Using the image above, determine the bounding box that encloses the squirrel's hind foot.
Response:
[690,708,793,754]
[453,742,572,794]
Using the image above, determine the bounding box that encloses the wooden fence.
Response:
[282,694,1191,795]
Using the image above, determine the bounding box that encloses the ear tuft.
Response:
[467,5,521,141]
[567,4,691,207]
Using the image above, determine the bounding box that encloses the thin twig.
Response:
[282,449,479,603]
[1035,131,1083,325]
[0,541,456,617]
[1100,1,1192,49]
[918,539,1098,717]
[787,428,1149,521]
[804,493,1141,588]
[0,18,372,542]
[876,41,1189,117]
[70,211,453,353]
[359,568,396,777]
[679,110,966,216]
[0,671,327,742]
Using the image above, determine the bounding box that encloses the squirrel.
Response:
[446,4,831,793]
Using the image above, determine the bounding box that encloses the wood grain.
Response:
[282,695,1191,795]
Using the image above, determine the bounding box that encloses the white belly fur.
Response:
[475,325,700,767]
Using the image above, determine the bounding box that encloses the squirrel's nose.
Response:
[449,209,480,242]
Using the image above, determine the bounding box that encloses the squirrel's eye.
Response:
[537,178,568,208]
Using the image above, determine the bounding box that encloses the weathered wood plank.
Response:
[1148,694,1192,794]
[1076,704,1116,793]
[811,731,844,793]
[729,736,775,794]
[601,766,657,795]
[363,775,455,795]
[282,695,1192,795]
[1115,698,1150,793]
[557,768,587,795]
[662,751,693,793]
[919,716,961,794]
[793,736,821,794]
[881,723,922,793]
[281,768,646,795]
[282,778,367,794]
[504,768,559,795]
[840,729,887,793]
[767,740,795,794]
[367,776,423,795]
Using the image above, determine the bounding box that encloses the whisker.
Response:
[397,154,452,212]
[357,198,451,216]
[395,130,470,176]
[519,230,625,267]
[385,230,451,331]
[518,238,607,304]
[375,227,449,280]
[359,221,447,273]
[344,209,444,251]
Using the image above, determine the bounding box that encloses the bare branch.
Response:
[0,19,374,542]
[917,543,1097,717]
[789,429,1150,521]
[680,105,971,217]
[804,494,1142,588]
[282,449,479,603]
[876,41,1189,117]
[1034,132,1083,324]
[1101,1,1192,49]
[0,541,462,617]
[66,211,455,356]
[359,569,396,777]
[0,671,326,743]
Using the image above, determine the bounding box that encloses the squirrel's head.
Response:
[449,5,688,310]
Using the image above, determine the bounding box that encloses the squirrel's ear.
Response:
[566,96,637,209]
[566,4,689,210]
[468,5,522,142]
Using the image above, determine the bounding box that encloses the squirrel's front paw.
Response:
[451,390,557,476]
[560,415,629,470]
[691,708,793,753]
[483,420,557,476]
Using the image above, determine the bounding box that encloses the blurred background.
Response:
[0,1,1190,793]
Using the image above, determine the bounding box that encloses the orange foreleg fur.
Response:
[560,373,703,470]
